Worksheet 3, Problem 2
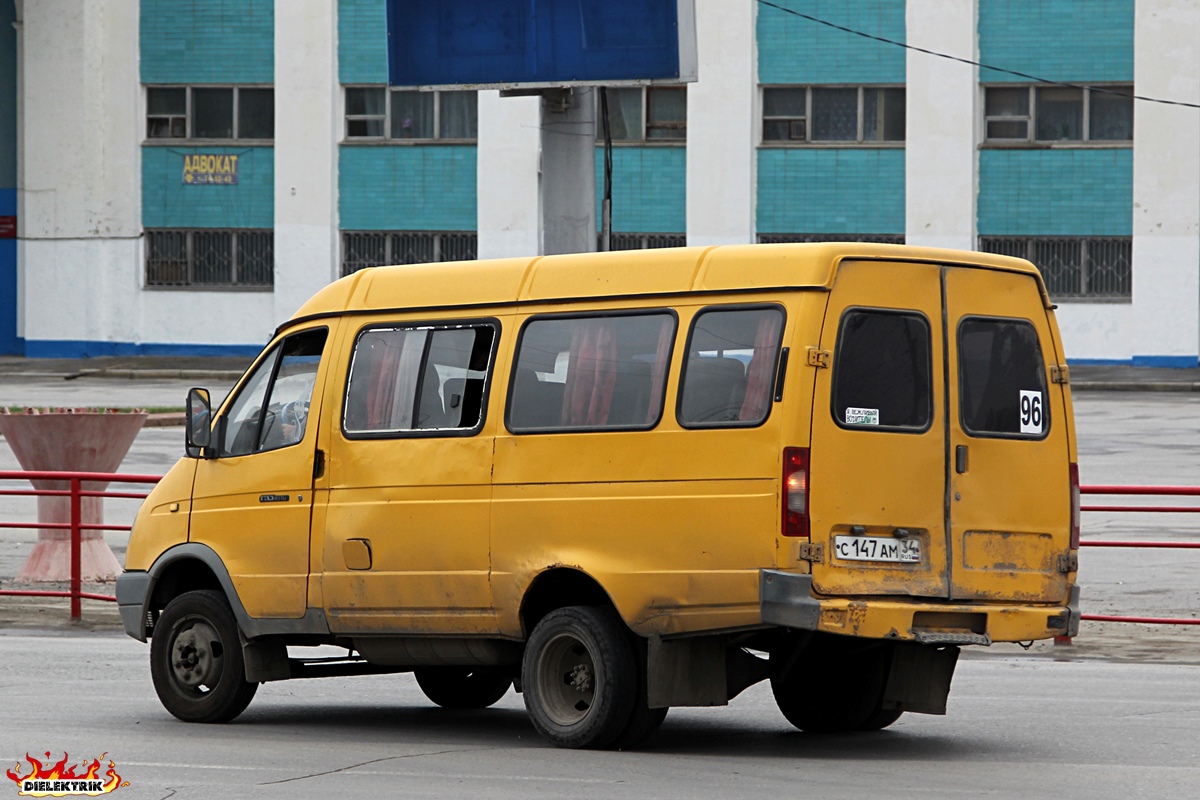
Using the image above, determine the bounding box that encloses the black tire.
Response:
[771,638,891,734]
[857,706,904,731]
[414,667,512,709]
[522,606,637,749]
[150,589,258,723]
[609,632,667,750]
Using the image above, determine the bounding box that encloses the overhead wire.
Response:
[756,0,1200,110]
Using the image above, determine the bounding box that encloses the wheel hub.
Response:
[567,663,592,693]
[171,621,221,690]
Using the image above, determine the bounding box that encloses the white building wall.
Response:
[273,0,340,323]
[686,0,756,246]
[18,0,141,350]
[1129,0,1200,365]
[904,0,977,251]
[477,91,542,259]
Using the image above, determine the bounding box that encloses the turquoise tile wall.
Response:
[142,147,274,228]
[595,147,686,233]
[140,0,274,84]
[758,0,905,85]
[978,149,1132,236]
[339,0,389,84]
[757,149,905,234]
[339,146,477,230]
[978,0,1133,82]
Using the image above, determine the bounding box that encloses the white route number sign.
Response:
[1019,390,1043,435]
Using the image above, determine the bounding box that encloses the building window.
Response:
[978,236,1132,299]
[341,231,478,276]
[344,88,478,141]
[146,86,274,141]
[762,86,905,144]
[145,229,274,288]
[597,87,687,142]
[983,85,1133,144]
[757,234,906,245]
[604,233,687,250]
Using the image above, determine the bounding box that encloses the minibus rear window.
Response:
[957,317,1050,439]
[508,312,676,432]
[831,309,932,432]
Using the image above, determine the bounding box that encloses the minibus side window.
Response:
[342,322,496,437]
[677,306,785,427]
[507,312,676,432]
[831,309,932,431]
[958,317,1050,439]
[220,328,328,456]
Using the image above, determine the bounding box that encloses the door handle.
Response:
[956,445,968,474]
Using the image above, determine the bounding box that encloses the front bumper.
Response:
[760,569,1080,645]
[115,570,151,641]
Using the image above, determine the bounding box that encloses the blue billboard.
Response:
[386,0,696,88]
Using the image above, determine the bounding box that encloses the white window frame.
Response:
[982,84,1134,145]
[760,85,906,146]
[144,85,274,143]
[342,87,479,143]
[595,86,688,143]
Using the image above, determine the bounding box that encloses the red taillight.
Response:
[783,447,810,538]
[1069,462,1080,549]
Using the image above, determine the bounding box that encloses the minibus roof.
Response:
[286,243,1048,327]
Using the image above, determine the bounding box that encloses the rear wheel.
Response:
[150,590,258,723]
[414,667,512,709]
[771,637,892,733]
[522,606,637,749]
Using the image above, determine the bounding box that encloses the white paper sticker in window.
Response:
[1019,390,1043,434]
[845,407,880,426]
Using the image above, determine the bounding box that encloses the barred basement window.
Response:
[977,236,1131,300]
[757,234,906,244]
[145,229,274,288]
[604,233,687,250]
[341,231,478,276]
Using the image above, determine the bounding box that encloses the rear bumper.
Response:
[760,569,1079,645]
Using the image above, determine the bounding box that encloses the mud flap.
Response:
[881,642,959,715]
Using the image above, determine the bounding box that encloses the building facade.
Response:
[2,0,1198,364]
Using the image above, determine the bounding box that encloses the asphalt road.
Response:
[1,633,1198,800]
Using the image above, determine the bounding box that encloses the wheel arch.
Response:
[519,567,620,639]
[141,543,247,640]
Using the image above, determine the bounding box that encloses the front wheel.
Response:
[414,667,512,709]
[150,590,258,723]
[522,606,637,749]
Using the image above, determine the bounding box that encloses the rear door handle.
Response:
[955,445,968,474]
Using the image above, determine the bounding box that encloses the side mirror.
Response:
[185,388,212,456]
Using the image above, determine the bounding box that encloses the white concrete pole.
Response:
[905,0,978,251]
[540,88,597,255]
[273,0,340,321]
[686,0,756,246]
[17,0,140,350]
[477,91,542,258]
[1131,0,1200,365]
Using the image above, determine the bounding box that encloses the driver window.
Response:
[220,329,328,457]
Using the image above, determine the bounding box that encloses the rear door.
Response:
[808,261,950,598]
[945,267,1071,602]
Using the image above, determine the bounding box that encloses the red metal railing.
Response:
[1078,484,1200,626]
[0,470,161,619]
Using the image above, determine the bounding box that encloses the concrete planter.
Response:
[0,408,148,582]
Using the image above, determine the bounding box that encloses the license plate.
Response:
[833,535,922,563]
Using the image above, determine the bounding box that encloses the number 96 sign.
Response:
[1019,390,1043,434]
